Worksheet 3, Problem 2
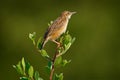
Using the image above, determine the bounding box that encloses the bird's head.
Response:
[61,11,76,19]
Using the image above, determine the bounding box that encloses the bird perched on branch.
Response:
[40,11,76,50]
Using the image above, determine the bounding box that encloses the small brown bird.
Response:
[40,11,76,49]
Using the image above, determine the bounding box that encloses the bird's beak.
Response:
[71,12,77,15]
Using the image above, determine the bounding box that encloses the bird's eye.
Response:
[68,12,71,15]
[66,12,69,15]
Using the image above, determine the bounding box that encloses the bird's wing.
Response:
[44,17,58,38]
[48,17,66,35]
[44,16,66,39]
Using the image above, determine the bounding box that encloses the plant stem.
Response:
[49,46,59,80]
[49,64,54,80]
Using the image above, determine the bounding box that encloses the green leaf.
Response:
[48,61,52,68]
[66,31,69,34]
[59,36,75,56]
[71,37,76,44]
[45,61,52,74]
[28,66,34,78]
[62,60,71,67]
[39,78,44,80]
[48,21,53,26]
[13,61,24,75]
[59,43,71,56]
[29,32,36,45]
[20,77,28,80]
[34,71,43,80]
[61,33,72,46]
[21,57,26,74]
[39,49,49,58]
[64,43,71,50]
[13,65,21,75]
[54,56,62,66]
[45,66,51,75]
[48,61,52,70]
[61,37,75,55]
[48,23,50,26]
[64,34,72,44]
[50,21,53,24]
[55,32,76,58]
[37,37,42,49]
[25,61,31,74]
[53,73,63,80]
[58,73,63,80]
[29,32,36,40]
[34,71,39,80]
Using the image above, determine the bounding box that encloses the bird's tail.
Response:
[40,38,48,50]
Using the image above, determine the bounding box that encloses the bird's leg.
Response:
[52,40,64,52]
[52,40,61,48]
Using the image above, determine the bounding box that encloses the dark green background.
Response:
[0,0,120,80]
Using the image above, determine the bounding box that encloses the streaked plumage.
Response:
[40,11,76,49]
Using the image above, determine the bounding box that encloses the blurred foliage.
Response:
[0,0,120,80]
[13,57,43,80]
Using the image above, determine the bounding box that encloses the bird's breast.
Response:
[60,19,68,33]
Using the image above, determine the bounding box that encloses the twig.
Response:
[49,45,59,80]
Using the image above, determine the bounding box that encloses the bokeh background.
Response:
[0,0,120,80]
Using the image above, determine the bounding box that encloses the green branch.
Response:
[13,30,75,80]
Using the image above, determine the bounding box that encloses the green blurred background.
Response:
[0,0,120,80]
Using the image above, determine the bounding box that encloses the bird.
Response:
[40,11,76,50]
